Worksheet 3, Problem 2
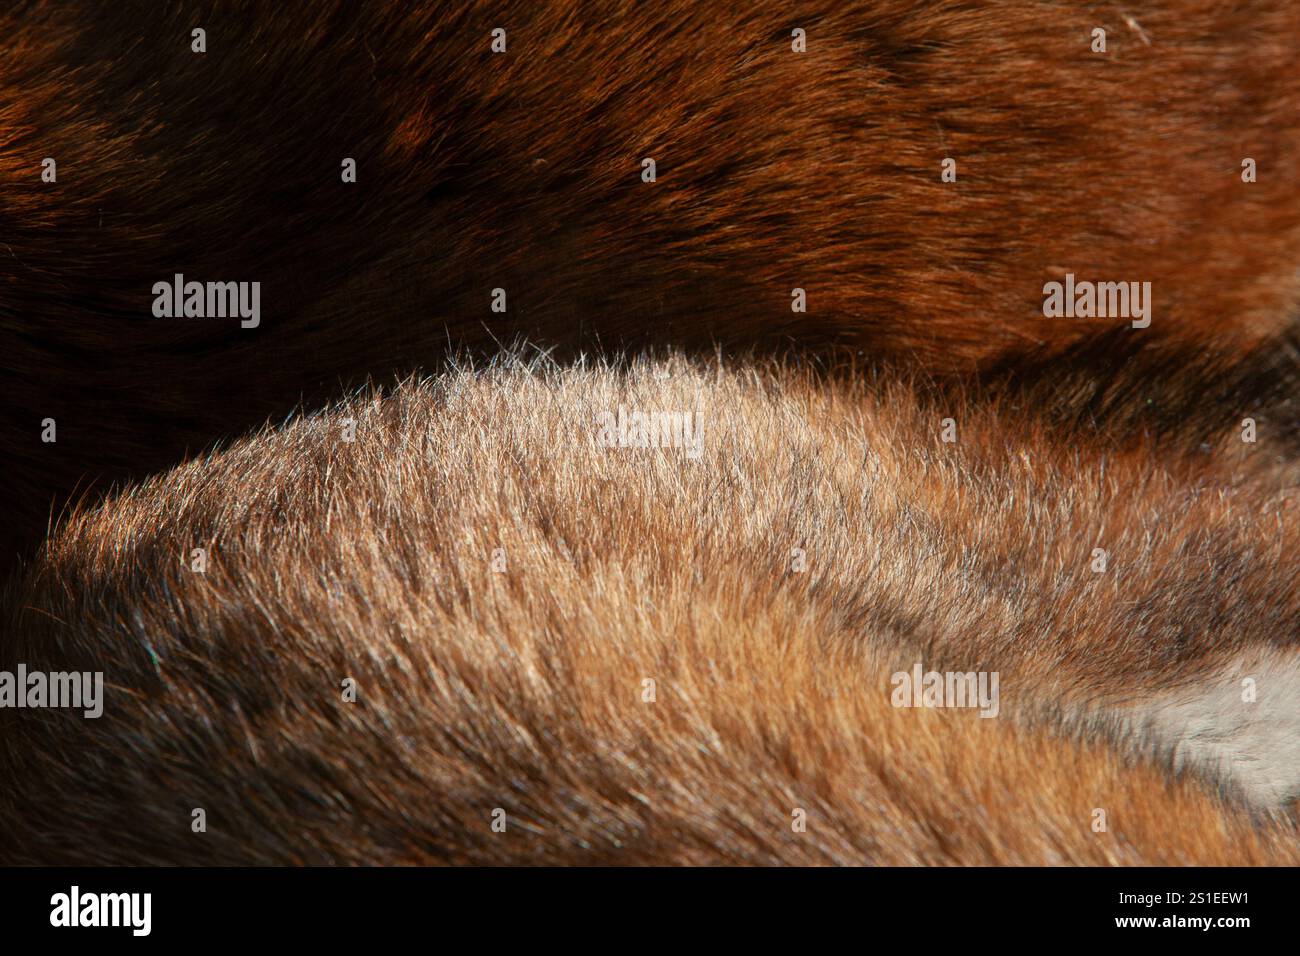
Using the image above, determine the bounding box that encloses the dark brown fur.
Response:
[3,0,1300,579]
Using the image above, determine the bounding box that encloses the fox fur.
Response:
[2,342,1298,865]
[3,0,1300,578]
[2,0,1299,866]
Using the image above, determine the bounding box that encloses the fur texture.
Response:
[3,0,1300,576]
[3,348,1297,865]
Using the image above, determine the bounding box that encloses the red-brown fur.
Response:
[2,1,1299,866]
[3,0,1299,576]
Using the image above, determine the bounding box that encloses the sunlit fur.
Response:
[4,344,1297,865]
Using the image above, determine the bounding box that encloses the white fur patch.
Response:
[1120,650,1300,809]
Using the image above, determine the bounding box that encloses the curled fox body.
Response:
[2,1,1299,865]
